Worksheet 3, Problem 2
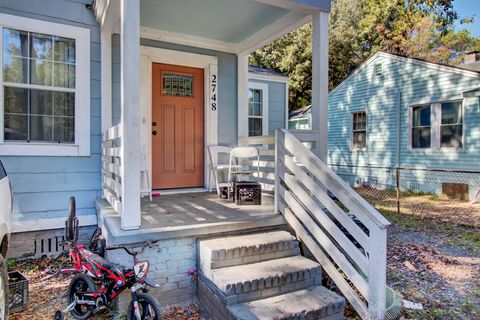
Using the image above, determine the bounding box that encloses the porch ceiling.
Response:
[140,0,290,44]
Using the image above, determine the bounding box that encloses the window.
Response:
[0,13,90,156]
[410,101,463,150]
[440,102,463,148]
[247,83,268,137]
[351,111,367,149]
[411,105,431,149]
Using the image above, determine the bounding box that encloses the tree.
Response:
[250,0,480,111]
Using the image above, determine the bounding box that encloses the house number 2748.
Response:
[211,74,217,111]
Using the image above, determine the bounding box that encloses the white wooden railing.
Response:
[238,130,321,192]
[102,124,122,214]
[275,129,390,320]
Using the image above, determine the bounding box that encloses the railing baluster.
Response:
[273,128,390,320]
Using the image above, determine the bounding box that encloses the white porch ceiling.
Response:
[140,0,291,44]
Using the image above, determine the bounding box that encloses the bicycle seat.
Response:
[80,247,126,271]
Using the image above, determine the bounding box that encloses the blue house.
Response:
[328,51,480,200]
[0,1,393,319]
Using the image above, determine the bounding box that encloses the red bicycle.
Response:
[55,197,162,320]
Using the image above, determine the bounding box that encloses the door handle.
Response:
[152,131,157,136]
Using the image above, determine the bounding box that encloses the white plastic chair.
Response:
[207,145,242,196]
[227,147,260,200]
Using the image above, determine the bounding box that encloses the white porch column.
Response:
[237,54,249,138]
[101,31,112,133]
[120,0,141,230]
[311,11,329,163]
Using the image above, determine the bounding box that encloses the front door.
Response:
[152,63,204,189]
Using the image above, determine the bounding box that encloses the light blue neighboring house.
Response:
[289,105,312,130]
[328,51,480,199]
[0,0,290,257]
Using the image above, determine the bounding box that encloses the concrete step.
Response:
[199,231,300,276]
[209,255,322,305]
[228,285,345,320]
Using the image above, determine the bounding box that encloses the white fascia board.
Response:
[252,0,331,13]
[236,11,311,55]
[140,27,237,54]
[248,72,289,84]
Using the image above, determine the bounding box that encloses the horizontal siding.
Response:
[249,79,287,135]
[0,0,101,230]
[329,54,480,171]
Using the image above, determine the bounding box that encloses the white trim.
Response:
[330,52,480,97]
[0,13,90,157]
[247,82,269,136]
[140,46,218,189]
[252,0,329,13]
[408,99,465,153]
[12,214,97,233]
[101,31,112,133]
[238,54,249,138]
[140,27,237,54]
[248,72,289,83]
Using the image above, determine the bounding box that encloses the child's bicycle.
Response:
[54,197,162,320]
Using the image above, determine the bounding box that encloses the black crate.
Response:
[235,182,261,205]
[8,271,28,313]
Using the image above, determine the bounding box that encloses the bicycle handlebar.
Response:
[105,240,158,257]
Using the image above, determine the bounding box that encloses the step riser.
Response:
[225,274,322,305]
[211,242,300,269]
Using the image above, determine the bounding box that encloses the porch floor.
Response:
[97,192,286,245]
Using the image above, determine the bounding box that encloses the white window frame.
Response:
[247,82,269,136]
[0,13,90,156]
[350,110,367,151]
[408,99,465,152]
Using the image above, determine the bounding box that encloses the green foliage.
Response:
[250,0,480,111]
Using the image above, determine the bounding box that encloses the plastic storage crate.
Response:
[235,182,261,205]
[8,271,28,313]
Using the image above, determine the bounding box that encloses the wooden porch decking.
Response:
[97,192,285,245]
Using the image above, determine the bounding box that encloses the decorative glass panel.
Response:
[162,73,193,96]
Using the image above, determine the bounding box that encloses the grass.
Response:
[379,208,480,252]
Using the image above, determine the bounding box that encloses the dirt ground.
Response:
[7,255,206,320]
[7,201,480,320]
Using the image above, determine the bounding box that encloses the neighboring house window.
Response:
[410,101,463,150]
[440,102,463,148]
[351,111,367,149]
[411,105,431,149]
[247,82,268,137]
[0,13,90,156]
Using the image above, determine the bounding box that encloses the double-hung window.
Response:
[0,13,90,156]
[351,111,367,149]
[410,101,463,150]
[247,82,268,137]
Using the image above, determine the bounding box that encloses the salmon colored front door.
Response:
[152,63,204,189]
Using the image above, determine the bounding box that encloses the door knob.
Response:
[152,122,157,126]
[152,130,157,135]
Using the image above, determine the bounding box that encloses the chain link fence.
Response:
[330,164,480,227]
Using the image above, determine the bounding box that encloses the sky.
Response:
[455,0,480,37]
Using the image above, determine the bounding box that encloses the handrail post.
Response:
[368,228,387,319]
[274,130,279,214]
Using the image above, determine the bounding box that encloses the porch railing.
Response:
[238,130,321,192]
[102,124,122,214]
[275,129,390,320]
